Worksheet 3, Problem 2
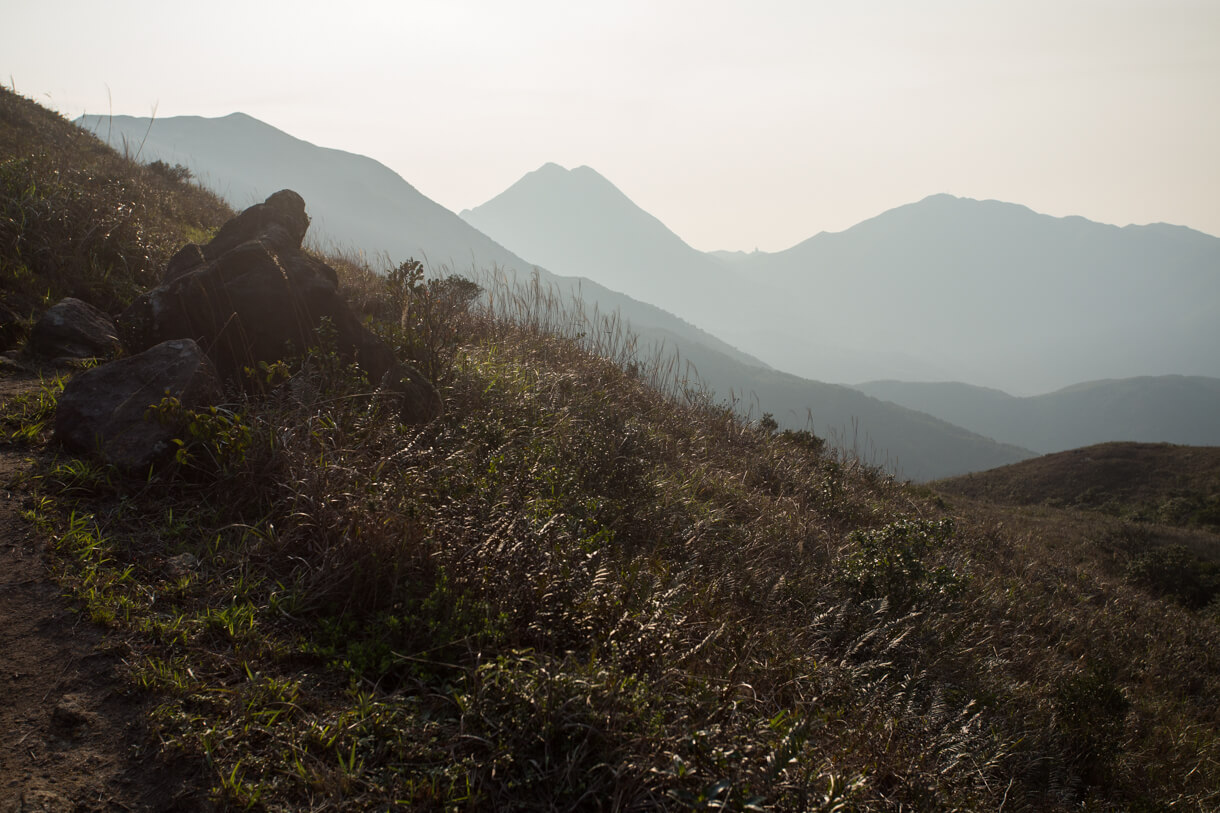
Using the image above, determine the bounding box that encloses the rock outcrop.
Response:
[53,339,222,472]
[119,190,441,423]
[27,297,120,360]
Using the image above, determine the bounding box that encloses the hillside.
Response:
[936,442,1220,530]
[73,110,1035,480]
[856,375,1220,453]
[3,87,1219,810]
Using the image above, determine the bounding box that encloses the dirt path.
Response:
[0,372,210,812]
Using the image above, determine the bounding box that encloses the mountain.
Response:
[734,194,1220,393]
[80,112,546,274]
[466,170,1220,395]
[856,375,1220,453]
[77,111,1034,479]
[460,163,753,330]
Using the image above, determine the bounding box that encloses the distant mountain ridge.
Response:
[465,168,1220,394]
[855,376,1220,454]
[77,112,1036,479]
[76,113,766,368]
[733,193,1220,392]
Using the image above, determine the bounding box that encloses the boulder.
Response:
[27,297,120,360]
[160,189,310,284]
[53,338,222,472]
[119,190,441,424]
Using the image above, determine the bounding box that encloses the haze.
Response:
[5,0,1218,252]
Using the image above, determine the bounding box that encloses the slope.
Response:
[935,442,1220,531]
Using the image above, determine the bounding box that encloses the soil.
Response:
[0,369,211,812]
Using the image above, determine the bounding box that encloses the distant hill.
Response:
[733,194,1220,393]
[75,112,1040,480]
[935,442,1220,531]
[855,375,1220,453]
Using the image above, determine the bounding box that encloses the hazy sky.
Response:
[5,0,1219,251]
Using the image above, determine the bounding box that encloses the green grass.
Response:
[0,86,231,335]
[4,85,1220,810]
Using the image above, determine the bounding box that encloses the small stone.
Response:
[50,694,96,733]
[165,553,200,580]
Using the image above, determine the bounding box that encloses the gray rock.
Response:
[165,552,200,579]
[26,297,120,360]
[53,338,222,472]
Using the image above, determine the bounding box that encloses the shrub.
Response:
[146,159,192,184]
[837,518,964,611]
[376,258,481,386]
[1124,544,1220,610]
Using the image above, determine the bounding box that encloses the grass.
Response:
[0,85,230,344]
[4,85,1220,810]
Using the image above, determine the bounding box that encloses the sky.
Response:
[5,0,1219,252]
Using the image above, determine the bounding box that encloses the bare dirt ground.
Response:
[0,371,211,812]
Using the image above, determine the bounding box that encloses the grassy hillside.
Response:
[0,89,231,329]
[936,443,1220,612]
[936,442,1220,530]
[3,87,1219,810]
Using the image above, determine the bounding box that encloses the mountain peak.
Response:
[462,162,745,331]
[519,162,615,191]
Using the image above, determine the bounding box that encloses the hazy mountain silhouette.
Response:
[82,112,542,270]
[733,194,1220,393]
[76,111,1036,479]
[856,375,1220,454]
[461,163,752,329]
[467,169,1219,395]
